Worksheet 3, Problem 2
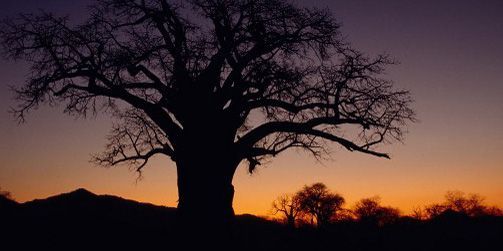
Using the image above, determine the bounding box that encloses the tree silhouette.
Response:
[271,193,302,227]
[411,206,427,220]
[424,203,448,219]
[444,190,486,217]
[353,196,400,226]
[295,183,344,227]
[0,0,414,230]
[423,190,502,219]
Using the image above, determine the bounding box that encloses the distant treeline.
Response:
[1,186,502,250]
[271,182,503,228]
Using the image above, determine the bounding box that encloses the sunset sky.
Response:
[1,0,502,216]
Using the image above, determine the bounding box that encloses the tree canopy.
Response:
[353,196,400,226]
[1,0,415,174]
[296,182,345,227]
[272,182,345,227]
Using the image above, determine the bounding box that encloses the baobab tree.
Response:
[0,0,414,230]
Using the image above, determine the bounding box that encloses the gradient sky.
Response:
[1,0,502,216]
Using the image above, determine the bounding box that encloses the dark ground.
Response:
[1,189,502,250]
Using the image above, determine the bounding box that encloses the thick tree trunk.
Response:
[173,137,240,246]
[176,160,237,226]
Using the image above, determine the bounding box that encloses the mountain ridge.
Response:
[21,187,175,209]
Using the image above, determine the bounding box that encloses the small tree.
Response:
[444,190,486,217]
[271,193,302,227]
[296,183,345,227]
[411,206,426,220]
[353,196,400,226]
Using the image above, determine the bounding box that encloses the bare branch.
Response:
[1,0,415,175]
[92,108,175,174]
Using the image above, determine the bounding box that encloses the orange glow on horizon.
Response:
[4,146,502,217]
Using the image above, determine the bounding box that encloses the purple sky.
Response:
[1,0,502,215]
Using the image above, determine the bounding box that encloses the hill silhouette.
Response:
[22,188,177,224]
[1,188,179,250]
[1,189,502,251]
[0,188,286,250]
